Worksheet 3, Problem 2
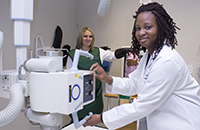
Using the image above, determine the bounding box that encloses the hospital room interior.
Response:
[0,0,200,130]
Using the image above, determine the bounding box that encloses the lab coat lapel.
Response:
[143,51,156,82]
[137,52,155,130]
[139,52,149,79]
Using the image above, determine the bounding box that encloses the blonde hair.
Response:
[76,27,95,50]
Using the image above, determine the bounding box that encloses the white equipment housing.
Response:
[29,70,95,115]
[25,49,95,129]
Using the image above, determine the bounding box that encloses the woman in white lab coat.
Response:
[83,2,200,130]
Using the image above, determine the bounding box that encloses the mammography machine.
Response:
[0,31,96,130]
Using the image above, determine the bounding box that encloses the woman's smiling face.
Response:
[82,30,93,50]
[135,12,158,54]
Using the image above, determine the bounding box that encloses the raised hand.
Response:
[90,63,113,85]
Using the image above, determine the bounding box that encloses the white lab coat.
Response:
[103,45,200,130]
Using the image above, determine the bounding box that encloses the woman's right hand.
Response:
[90,63,113,85]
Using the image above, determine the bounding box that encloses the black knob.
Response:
[89,80,93,85]
[88,90,93,95]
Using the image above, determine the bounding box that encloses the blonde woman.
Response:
[67,27,117,122]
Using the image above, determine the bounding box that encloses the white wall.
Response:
[158,0,200,82]
[0,0,15,71]
[30,0,77,58]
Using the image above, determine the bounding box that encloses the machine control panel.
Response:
[83,74,94,103]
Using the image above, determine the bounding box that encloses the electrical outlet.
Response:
[2,75,10,91]
[0,70,18,99]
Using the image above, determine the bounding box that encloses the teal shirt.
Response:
[68,47,103,120]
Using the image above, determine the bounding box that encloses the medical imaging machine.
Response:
[0,30,97,130]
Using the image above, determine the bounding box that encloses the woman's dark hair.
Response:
[131,2,180,58]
